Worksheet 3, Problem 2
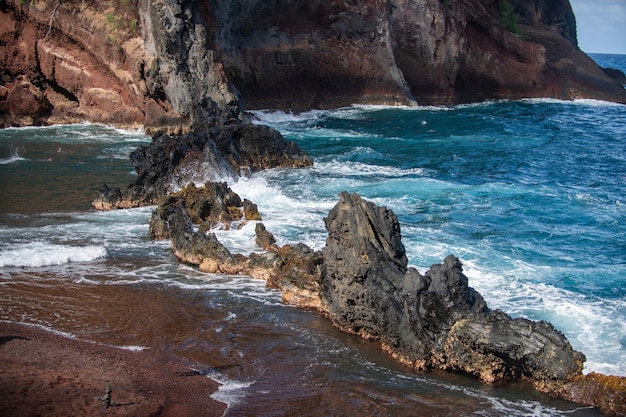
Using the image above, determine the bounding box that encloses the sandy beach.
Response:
[0,321,227,417]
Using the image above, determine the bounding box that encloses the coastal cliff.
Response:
[213,0,626,109]
[0,0,243,130]
[1,0,625,128]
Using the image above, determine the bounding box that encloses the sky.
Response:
[569,0,626,54]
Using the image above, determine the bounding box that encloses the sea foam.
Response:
[0,242,107,267]
[462,260,626,377]
[0,154,26,165]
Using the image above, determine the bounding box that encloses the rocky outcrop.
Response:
[148,183,323,308]
[0,0,242,130]
[320,192,585,390]
[559,373,626,417]
[147,184,625,416]
[92,123,312,210]
[140,0,245,129]
[318,191,626,416]
[148,182,261,239]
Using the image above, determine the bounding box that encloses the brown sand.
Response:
[0,321,227,417]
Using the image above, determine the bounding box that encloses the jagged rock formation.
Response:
[140,0,245,129]
[92,123,312,210]
[318,191,625,416]
[138,180,626,415]
[2,0,625,128]
[148,183,323,308]
[320,192,585,389]
[155,186,625,415]
[148,182,261,239]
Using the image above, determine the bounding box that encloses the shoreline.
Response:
[0,321,227,417]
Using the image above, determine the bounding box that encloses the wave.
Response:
[0,154,27,165]
[521,97,626,107]
[251,97,623,131]
[202,368,254,411]
[0,242,107,267]
[249,109,326,124]
[462,260,626,377]
[2,122,149,146]
[0,320,148,352]
[315,159,427,178]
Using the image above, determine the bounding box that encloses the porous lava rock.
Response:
[320,191,585,390]
[92,124,312,210]
[151,185,322,308]
[148,181,260,240]
[149,187,626,416]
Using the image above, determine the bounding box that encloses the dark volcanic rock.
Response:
[254,222,276,250]
[149,187,626,415]
[148,182,260,239]
[92,124,312,210]
[321,191,585,390]
[165,203,242,274]
[154,184,322,308]
[211,0,626,108]
[603,68,626,87]
[142,0,244,125]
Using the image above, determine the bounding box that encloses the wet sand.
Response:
[0,321,227,417]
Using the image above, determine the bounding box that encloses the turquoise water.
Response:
[247,95,626,377]
[1,55,625,416]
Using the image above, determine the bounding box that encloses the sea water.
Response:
[0,55,625,416]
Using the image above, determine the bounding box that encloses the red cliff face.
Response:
[1,0,624,129]
[212,0,626,109]
[1,1,150,128]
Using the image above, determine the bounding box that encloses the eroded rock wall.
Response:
[0,0,243,130]
[211,0,626,108]
[2,0,625,127]
[1,0,150,127]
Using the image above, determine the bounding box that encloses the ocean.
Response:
[0,54,624,416]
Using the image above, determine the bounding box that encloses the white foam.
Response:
[230,174,332,249]
[462,260,626,377]
[351,103,457,113]
[0,321,148,351]
[202,369,254,410]
[520,97,625,108]
[475,394,596,417]
[118,345,148,351]
[211,221,261,255]
[315,160,427,178]
[0,242,107,267]
[249,109,320,124]
[0,154,27,165]
[572,98,626,107]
